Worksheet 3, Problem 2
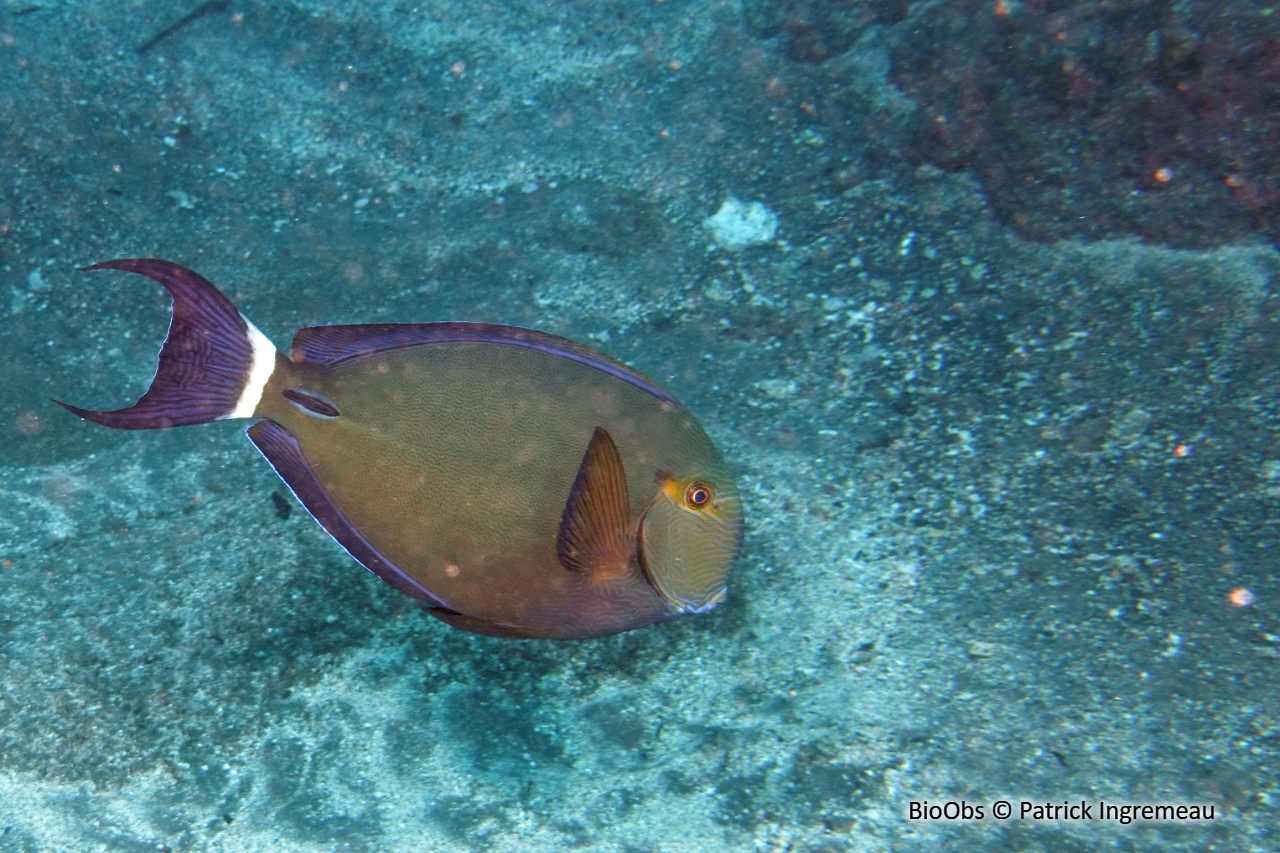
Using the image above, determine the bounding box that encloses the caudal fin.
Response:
[55,258,279,430]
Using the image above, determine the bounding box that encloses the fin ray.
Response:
[56,259,276,430]
[556,427,633,576]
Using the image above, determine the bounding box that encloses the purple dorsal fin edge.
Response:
[290,323,677,406]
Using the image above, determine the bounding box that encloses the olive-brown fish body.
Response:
[261,342,728,637]
[57,259,743,640]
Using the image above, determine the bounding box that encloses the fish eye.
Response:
[686,483,713,508]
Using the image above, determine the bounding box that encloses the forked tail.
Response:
[55,258,279,430]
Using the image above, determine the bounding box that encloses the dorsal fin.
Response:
[556,427,633,577]
[290,322,676,405]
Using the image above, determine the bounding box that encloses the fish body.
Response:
[59,260,742,639]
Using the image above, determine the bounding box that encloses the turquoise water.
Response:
[1,1,1276,850]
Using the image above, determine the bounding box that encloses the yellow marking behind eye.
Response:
[659,475,683,504]
[658,475,717,513]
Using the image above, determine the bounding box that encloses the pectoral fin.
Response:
[556,427,633,578]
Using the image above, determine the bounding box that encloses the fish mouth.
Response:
[677,585,727,615]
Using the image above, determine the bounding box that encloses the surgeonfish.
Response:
[58,259,742,639]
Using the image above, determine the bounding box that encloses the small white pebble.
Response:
[703,197,778,251]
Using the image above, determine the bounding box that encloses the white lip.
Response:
[682,586,727,614]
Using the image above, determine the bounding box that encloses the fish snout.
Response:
[681,585,727,615]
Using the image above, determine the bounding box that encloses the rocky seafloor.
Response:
[1,1,1277,850]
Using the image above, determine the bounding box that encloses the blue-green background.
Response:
[0,1,1275,850]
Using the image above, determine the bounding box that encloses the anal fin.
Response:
[426,608,550,639]
[246,419,445,607]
